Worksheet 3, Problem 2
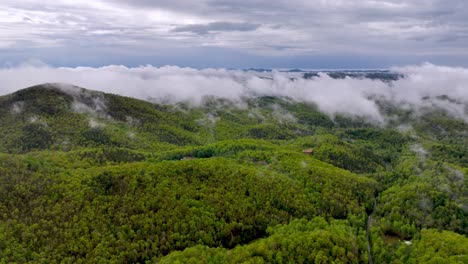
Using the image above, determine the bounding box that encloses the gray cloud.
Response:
[172,22,260,34]
[0,0,467,66]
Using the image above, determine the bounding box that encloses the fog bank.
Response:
[0,63,467,122]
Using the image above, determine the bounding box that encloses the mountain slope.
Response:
[0,83,466,263]
[0,83,204,153]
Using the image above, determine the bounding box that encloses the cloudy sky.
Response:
[1,0,468,68]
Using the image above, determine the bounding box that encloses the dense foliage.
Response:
[0,84,466,263]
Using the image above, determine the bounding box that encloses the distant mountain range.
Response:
[244,69,403,81]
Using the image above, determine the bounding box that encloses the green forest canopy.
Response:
[0,84,466,263]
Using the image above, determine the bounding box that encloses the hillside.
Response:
[0,83,467,263]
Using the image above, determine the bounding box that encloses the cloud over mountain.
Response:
[0,63,467,123]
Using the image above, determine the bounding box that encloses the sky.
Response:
[1,0,468,68]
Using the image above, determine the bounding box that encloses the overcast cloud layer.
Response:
[1,0,468,67]
[0,63,467,123]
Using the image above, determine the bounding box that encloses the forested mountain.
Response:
[0,83,466,263]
